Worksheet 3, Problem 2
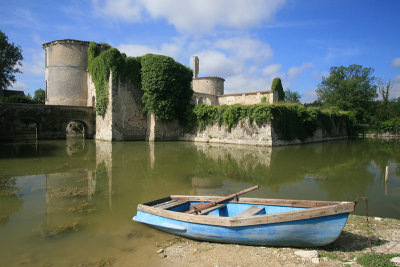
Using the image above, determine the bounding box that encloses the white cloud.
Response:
[7,80,29,92]
[311,70,329,80]
[93,0,286,34]
[118,44,160,57]
[22,49,44,75]
[225,74,268,93]
[391,74,400,99]
[118,38,185,59]
[195,50,242,78]
[288,62,313,80]
[214,37,273,64]
[392,58,400,68]
[92,0,143,22]
[302,88,318,103]
[262,64,282,77]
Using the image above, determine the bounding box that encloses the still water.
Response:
[0,139,399,266]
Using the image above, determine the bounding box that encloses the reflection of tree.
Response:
[0,176,23,227]
[192,139,400,198]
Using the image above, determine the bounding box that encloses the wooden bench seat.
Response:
[153,200,189,210]
[234,206,264,218]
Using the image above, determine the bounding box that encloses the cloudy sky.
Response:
[1,0,400,102]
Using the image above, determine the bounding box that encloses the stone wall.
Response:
[180,117,348,146]
[217,90,277,105]
[181,118,273,146]
[0,103,95,141]
[146,113,184,141]
[93,72,147,141]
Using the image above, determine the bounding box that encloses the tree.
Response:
[33,88,45,104]
[316,64,377,122]
[377,78,391,103]
[0,30,23,91]
[271,78,285,101]
[284,89,301,103]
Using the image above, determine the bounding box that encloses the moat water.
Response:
[0,139,399,266]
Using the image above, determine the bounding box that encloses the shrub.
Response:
[271,78,285,101]
[140,54,193,122]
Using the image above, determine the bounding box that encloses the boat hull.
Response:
[133,210,349,247]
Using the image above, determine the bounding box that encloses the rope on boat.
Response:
[353,196,372,252]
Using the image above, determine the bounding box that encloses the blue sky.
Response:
[1,0,400,102]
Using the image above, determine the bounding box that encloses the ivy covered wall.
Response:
[87,42,193,123]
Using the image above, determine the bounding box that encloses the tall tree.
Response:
[284,89,301,103]
[0,30,23,91]
[377,78,391,103]
[33,88,45,104]
[271,78,285,101]
[316,64,377,122]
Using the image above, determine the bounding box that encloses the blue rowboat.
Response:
[133,195,355,247]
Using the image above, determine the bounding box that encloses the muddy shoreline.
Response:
[151,215,400,266]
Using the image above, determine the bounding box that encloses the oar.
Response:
[185,185,259,214]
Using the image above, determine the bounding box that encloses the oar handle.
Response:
[186,185,259,214]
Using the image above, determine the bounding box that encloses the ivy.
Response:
[140,54,193,122]
[192,103,352,140]
[87,43,192,121]
[88,45,124,116]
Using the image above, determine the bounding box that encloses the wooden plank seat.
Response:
[234,206,264,218]
[153,200,189,210]
[198,204,226,215]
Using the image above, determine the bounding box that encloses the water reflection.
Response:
[0,139,399,266]
[0,176,23,227]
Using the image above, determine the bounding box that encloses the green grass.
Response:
[357,253,399,267]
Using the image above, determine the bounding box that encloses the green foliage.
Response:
[192,103,350,140]
[0,95,34,104]
[271,78,285,101]
[88,42,100,63]
[271,104,318,140]
[140,54,193,122]
[0,30,23,90]
[316,64,377,123]
[33,89,45,104]
[88,45,124,116]
[357,253,399,267]
[260,96,267,103]
[192,104,273,132]
[88,43,192,122]
[284,89,301,103]
[370,117,400,134]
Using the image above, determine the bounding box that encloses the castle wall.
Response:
[180,117,348,146]
[217,90,277,105]
[94,73,113,141]
[0,103,95,141]
[44,40,90,106]
[192,92,218,105]
[94,72,148,141]
[111,78,147,140]
[192,77,224,95]
[181,118,273,146]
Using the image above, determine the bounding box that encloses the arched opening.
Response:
[66,121,86,138]
[198,97,204,105]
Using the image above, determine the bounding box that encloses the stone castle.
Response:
[42,39,278,141]
[38,39,346,145]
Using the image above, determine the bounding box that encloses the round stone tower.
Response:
[43,39,90,106]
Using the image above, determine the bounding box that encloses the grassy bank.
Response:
[156,215,400,266]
